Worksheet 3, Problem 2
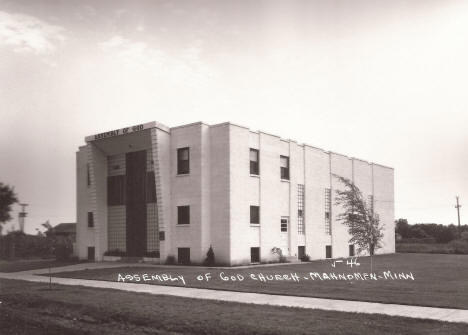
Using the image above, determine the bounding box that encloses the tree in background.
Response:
[333,175,384,256]
[0,182,18,236]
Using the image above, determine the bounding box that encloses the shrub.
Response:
[271,247,287,263]
[204,245,215,266]
[54,241,73,261]
[300,254,310,262]
[448,239,468,254]
[165,255,176,265]
[104,249,126,257]
[144,250,160,258]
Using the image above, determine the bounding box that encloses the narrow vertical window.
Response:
[250,206,260,224]
[367,195,374,214]
[249,149,259,175]
[177,147,190,174]
[325,188,331,235]
[87,163,91,187]
[326,245,332,258]
[297,184,305,234]
[177,206,190,225]
[87,212,94,228]
[281,217,288,232]
[280,155,289,180]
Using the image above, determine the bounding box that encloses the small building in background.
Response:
[48,223,76,242]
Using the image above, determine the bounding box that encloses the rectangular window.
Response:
[86,163,91,187]
[250,247,260,263]
[178,248,190,264]
[325,188,331,235]
[177,147,190,174]
[280,155,290,180]
[281,217,288,232]
[349,244,355,257]
[177,206,190,225]
[159,231,165,241]
[107,175,125,206]
[326,245,332,259]
[249,149,259,175]
[250,206,260,224]
[87,212,94,228]
[297,184,305,234]
[146,171,156,203]
[368,195,374,214]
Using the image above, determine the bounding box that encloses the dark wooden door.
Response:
[126,150,147,256]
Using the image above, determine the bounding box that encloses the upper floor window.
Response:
[280,155,290,180]
[177,147,190,174]
[297,184,305,234]
[86,163,91,187]
[250,149,259,175]
[88,212,94,228]
[281,217,288,232]
[177,205,190,225]
[367,195,374,214]
[325,188,331,235]
[250,206,260,224]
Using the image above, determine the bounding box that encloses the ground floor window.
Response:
[298,246,305,259]
[326,245,332,259]
[250,247,260,263]
[87,247,95,261]
[349,244,355,257]
[178,247,190,264]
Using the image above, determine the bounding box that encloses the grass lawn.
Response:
[0,259,84,273]
[50,253,468,309]
[1,278,467,335]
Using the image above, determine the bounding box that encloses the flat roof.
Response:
[84,120,393,169]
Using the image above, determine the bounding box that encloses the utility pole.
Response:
[455,196,461,238]
[18,203,28,233]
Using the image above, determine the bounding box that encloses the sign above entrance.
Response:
[85,121,157,142]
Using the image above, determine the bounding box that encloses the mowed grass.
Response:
[50,253,468,309]
[1,279,468,335]
[0,259,83,273]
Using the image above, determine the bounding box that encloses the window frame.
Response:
[280,155,290,180]
[177,147,190,175]
[250,205,260,225]
[87,212,94,228]
[281,217,288,232]
[177,205,190,225]
[249,148,259,175]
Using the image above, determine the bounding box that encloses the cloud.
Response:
[99,35,216,87]
[0,11,66,54]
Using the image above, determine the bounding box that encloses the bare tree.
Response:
[333,175,384,256]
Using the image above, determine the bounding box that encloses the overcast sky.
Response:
[1,0,467,234]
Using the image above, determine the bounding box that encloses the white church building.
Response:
[76,121,395,265]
